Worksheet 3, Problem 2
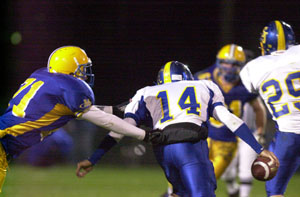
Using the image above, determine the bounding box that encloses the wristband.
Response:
[88,135,117,165]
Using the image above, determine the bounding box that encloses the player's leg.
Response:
[176,141,216,197]
[238,138,257,197]
[153,145,187,196]
[266,131,300,197]
[208,138,238,179]
[221,154,239,197]
[0,144,8,193]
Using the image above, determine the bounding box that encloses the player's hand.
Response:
[143,129,164,145]
[259,149,279,168]
[76,159,93,178]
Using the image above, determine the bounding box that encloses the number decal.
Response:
[12,78,44,118]
[178,87,200,115]
[261,71,300,118]
[157,91,174,123]
[229,100,242,117]
[286,72,300,110]
[261,79,289,118]
[157,87,200,124]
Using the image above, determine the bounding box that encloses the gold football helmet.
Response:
[216,44,246,65]
[47,46,94,86]
[216,44,246,83]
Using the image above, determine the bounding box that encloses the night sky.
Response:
[2,0,300,108]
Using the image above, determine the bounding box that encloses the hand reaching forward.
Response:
[76,160,93,178]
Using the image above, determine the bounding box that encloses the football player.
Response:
[240,20,300,197]
[194,44,267,197]
[0,46,154,193]
[76,61,278,197]
[221,102,263,197]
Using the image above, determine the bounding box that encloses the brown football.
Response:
[251,156,278,181]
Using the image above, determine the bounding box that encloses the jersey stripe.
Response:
[163,61,172,83]
[0,103,74,138]
[275,21,286,51]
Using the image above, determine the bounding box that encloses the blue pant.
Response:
[153,140,216,197]
[266,131,300,196]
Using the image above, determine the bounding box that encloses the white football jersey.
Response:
[125,80,225,130]
[240,45,300,134]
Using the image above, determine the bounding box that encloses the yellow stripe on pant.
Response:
[0,143,8,193]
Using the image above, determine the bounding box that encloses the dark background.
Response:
[1,0,300,167]
[2,0,300,108]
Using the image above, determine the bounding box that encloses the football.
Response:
[251,156,278,181]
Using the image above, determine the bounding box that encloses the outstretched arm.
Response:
[76,117,137,178]
[80,105,145,140]
[213,105,279,167]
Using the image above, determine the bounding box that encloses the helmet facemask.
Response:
[74,60,95,87]
[217,60,242,83]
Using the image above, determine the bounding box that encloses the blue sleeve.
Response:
[124,95,153,127]
[61,79,95,117]
[234,123,263,154]
[88,135,118,165]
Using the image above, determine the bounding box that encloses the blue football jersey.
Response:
[0,68,94,156]
[194,64,257,142]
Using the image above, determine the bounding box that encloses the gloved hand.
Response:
[143,129,164,145]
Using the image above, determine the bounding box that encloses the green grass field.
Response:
[2,164,300,197]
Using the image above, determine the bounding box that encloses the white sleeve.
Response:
[240,64,255,93]
[80,105,145,140]
[213,105,244,132]
[108,118,137,141]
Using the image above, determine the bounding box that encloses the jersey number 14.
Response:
[157,87,200,123]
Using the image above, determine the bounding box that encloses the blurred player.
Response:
[0,46,153,193]
[194,44,266,185]
[240,20,300,197]
[76,61,278,197]
[221,102,263,197]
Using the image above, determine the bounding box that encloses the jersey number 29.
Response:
[261,71,300,118]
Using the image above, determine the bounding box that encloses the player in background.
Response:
[76,61,278,197]
[0,46,155,193]
[240,20,300,197]
[194,44,266,187]
[216,48,267,197]
[221,102,264,197]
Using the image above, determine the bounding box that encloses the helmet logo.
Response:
[261,27,268,45]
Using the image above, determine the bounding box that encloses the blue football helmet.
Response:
[157,61,193,85]
[260,20,296,55]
